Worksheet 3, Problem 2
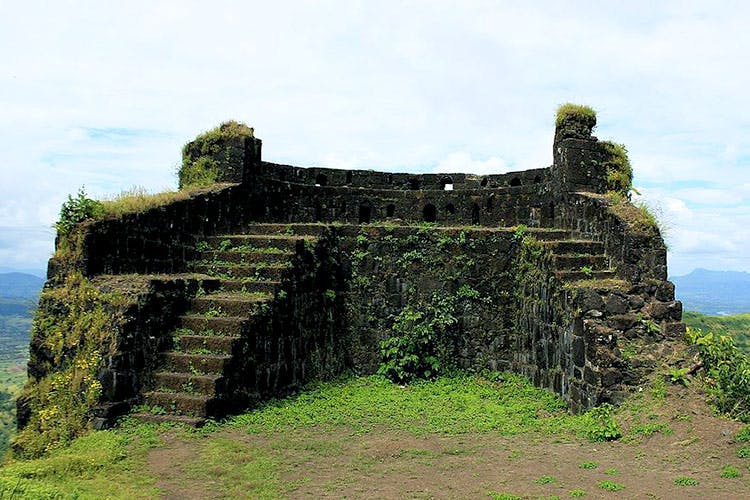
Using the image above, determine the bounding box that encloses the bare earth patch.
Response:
[149,384,750,499]
[148,436,213,500]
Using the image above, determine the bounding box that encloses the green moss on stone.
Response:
[14,274,128,458]
[555,103,597,128]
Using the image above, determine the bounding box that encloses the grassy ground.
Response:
[2,372,750,499]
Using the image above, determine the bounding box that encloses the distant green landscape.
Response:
[683,310,750,355]
[0,273,42,456]
[0,302,33,455]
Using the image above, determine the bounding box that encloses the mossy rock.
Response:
[556,103,597,139]
[179,121,256,189]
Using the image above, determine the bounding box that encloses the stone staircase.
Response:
[545,239,616,282]
[131,223,617,425]
[132,224,321,426]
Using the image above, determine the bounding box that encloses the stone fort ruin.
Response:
[19,108,684,433]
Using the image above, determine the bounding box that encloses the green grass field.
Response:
[0,373,594,498]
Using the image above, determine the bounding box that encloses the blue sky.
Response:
[1,1,749,277]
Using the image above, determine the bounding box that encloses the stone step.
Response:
[555,269,617,282]
[198,250,293,265]
[153,371,225,396]
[130,412,207,427]
[190,293,272,316]
[206,234,315,251]
[179,314,248,336]
[552,254,608,271]
[240,223,326,236]
[142,391,215,418]
[177,334,241,354]
[521,228,572,241]
[163,351,232,374]
[219,280,279,294]
[191,263,288,281]
[543,240,604,255]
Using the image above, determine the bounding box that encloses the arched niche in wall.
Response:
[441,176,454,191]
[358,202,372,224]
[471,203,480,224]
[423,203,437,223]
[386,203,396,217]
[509,177,521,187]
[315,173,328,187]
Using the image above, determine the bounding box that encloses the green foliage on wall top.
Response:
[601,141,633,195]
[555,103,597,129]
[56,188,103,237]
[178,120,254,189]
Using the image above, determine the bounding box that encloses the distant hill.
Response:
[672,268,750,316]
[0,272,44,299]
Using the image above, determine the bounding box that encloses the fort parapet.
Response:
[19,110,683,440]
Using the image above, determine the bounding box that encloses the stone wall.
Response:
[18,274,216,433]
[222,229,352,408]
[23,111,682,436]
[557,192,668,282]
[341,226,519,374]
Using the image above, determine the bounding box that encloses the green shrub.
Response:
[179,156,220,189]
[56,188,103,236]
[597,480,625,491]
[606,193,666,237]
[378,287,482,384]
[736,425,750,442]
[601,141,633,195]
[687,328,750,422]
[583,403,622,441]
[378,303,451,384]
[674,476,699,486]
[555,103,597,128]
[721,465,741,478]
[534,475,556,484]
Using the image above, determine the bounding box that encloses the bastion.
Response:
[17,108,684,449]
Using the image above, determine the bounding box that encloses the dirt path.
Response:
[148,386,750,499]
[148,438,213,500]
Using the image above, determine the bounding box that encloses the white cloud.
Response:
[1,1,750,275]
[433,152,510,175]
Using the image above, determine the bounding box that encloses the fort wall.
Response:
[19,112,684,442]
